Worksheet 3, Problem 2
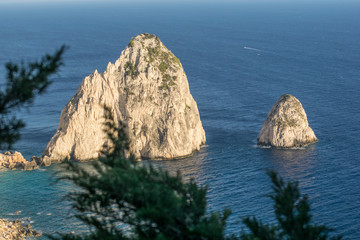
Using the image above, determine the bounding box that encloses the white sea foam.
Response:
[292,147,306,150]
[255,145,271,149]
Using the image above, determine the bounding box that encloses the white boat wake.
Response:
[244,46,261,52]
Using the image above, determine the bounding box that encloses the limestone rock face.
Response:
[32,155,51,167]
[0,151,39,170]
[257,94,317,148]
[43,33,206,163]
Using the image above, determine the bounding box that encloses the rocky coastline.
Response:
[0,151,40,171]
[0,151,52,171]
[0,218,40,240]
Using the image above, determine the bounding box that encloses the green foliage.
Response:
[125,61,139,78]
[158,82,168,91]
[129,37,135,47]
[163,74,171,82]
[158,74,176,91]
[241,171,342,240]
[0,45,67,149]
[142,33,157,40]
[168,80,176,86]
[147,46,161,63]
[53,107,233,240]
[172,56,181,67]
[158,62,167,74]
[157,52,180,74]
[145,42,180,74]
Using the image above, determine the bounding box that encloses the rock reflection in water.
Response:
[151,147,209,185]
[265,145,318,189]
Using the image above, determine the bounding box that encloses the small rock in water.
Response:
[0,151,39,171]
[257,94,318,148]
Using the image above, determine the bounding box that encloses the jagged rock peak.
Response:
[257,94,318,148]
[43,33,206,163]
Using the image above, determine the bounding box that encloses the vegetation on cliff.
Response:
[42,34,205,162]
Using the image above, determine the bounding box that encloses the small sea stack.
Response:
[43,33,206,163]
[257,94,318,148]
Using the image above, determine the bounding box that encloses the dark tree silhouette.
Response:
[0,45,67,149]
[241,171,342,240]
[52,107,234,240]
[53,107,341,240]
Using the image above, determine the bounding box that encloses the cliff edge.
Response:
[43,33,206,163]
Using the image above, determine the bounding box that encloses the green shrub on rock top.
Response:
[144,38,180,74]
[129,37,135,47]
[142,33,157,40]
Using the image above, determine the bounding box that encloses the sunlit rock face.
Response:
[43,33,206,163]
[257,94,317,148]
[0,218,40,239]
[0,151,38,170]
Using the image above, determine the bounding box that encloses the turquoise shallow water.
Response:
[0,1,360,238]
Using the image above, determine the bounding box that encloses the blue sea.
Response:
[0,1,359,238]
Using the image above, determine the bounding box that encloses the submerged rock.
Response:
[0,151,39,171]
[257,94,318,148]
[43,33,206,163]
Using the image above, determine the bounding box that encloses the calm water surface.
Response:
[0,1,359,238]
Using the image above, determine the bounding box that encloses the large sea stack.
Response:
[43,33,206,163]
[257,94,317,148]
